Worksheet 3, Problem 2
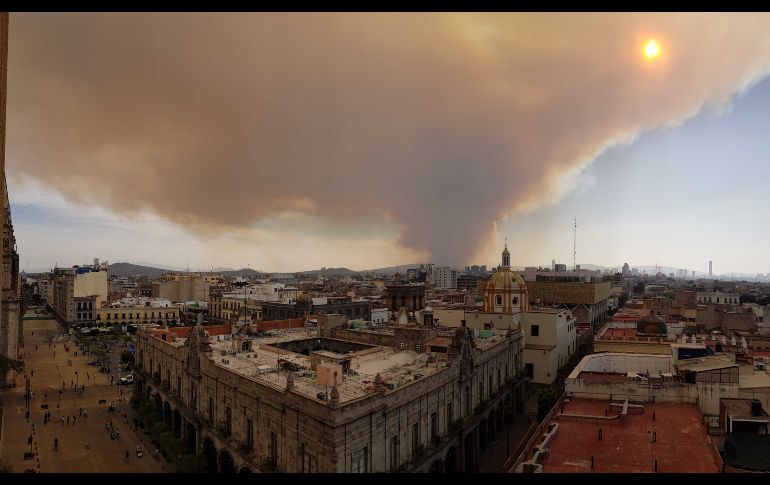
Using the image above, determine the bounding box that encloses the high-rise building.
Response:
[709,260,713,277]
[433,266,458,289]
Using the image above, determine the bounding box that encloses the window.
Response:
[241,341,249,351]
[269,431,278,464]
[352,447,368,473]
[300,442,313,472]
[246,419,254,451]
[430,412,437,442]
[399,341,406,350]
[447,403,453,427]
[479,382,484,403]
[489,374,494,395]
[464,387,471,415]
[525,363,534,378]
[495,295,502,306]
[512,296,519,305]
[208,396,215,421]
[389,436,399,470]
[190,383,197,411]
[530,325,539,337]
[415,343,422,353]
[176,376,181,394]
[411,424,419,456]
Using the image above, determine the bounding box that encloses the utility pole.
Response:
[572,218,577,271]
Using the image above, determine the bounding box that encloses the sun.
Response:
[644,39,661,59]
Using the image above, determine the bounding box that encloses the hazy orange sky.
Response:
[8,13,770,273]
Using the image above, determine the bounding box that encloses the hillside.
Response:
[107,262,169,277]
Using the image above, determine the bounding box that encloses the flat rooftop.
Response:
[541,399,721,473]
[186,328,449,404]
[721,398,770,421]
[151,325,510,405]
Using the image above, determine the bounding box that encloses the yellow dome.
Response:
[482,265,529,313]
[485,267,526,292]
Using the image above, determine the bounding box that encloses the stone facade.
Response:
[0,12,21,387]
[385,283,426,312]
[134,324,525,473]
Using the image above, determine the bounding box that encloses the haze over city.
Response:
[7,13,770,274]
[8,12,770,476]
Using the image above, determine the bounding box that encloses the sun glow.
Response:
[644,39,661,59]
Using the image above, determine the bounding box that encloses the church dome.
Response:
[481,244,529,313]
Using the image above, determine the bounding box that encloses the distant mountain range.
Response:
[105,261,726,280]
[108,263,265,278]
[108,262,170,277]
[106,262,423,278]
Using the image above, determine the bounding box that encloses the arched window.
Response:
[512,296,519,305]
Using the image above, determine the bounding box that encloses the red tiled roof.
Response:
[540,399,721,473]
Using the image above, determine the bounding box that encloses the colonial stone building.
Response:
[385,279,426,313]
[0,12,22,388]
[134,316,525,473]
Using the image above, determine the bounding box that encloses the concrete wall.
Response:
[433,308,465,327]
[74,270,108,308]
[523,347,558,385]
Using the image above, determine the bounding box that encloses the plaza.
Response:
[0,318,167,473]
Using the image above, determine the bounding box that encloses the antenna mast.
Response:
[572,218,577,271]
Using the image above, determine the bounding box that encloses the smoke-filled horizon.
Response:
[8,13,770,271]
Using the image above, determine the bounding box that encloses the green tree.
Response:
[120,350,135,365]
[536,387,560,421]
[0,354,24,376]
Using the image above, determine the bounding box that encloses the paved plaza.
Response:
[0,318,167,473]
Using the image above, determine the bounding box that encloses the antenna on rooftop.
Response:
[572,218,577,271]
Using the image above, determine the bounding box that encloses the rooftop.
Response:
[675,354,736,373]
[150,323,512,404]
[540,398,721,473]
[721,398,770,421]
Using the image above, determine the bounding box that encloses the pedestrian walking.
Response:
[31,369,34,377]
[60,416,64,426]
[73,415,76,425]
[67,416,70,425]
[54,437,58,451]
[125,449,129,462]
[84,409,87,418]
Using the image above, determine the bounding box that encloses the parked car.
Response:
[118,374,134,385]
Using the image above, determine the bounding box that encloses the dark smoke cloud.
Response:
[7,13,770,265]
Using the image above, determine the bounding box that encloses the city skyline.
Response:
[7,13,770,274]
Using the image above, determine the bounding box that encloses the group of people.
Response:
[106,417,121,440]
